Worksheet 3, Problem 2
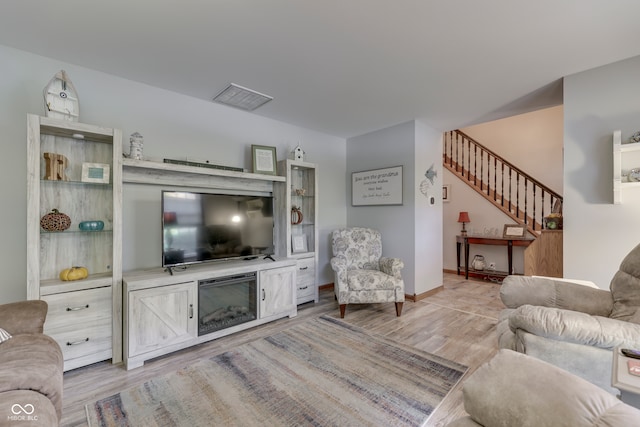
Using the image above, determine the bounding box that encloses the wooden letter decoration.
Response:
[43,152,70,181]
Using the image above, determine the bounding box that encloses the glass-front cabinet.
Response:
[26,114,122,370]
[275,159,318,304]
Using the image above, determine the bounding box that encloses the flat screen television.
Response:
[162,191,274,268]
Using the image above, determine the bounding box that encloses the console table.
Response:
[456,235,533,280]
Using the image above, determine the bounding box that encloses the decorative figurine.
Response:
[43,70,79,121]
[291,143,305,161]
[43,152,69,181]
[128,132,144,160]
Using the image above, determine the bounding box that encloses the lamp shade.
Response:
[457,211,470,223]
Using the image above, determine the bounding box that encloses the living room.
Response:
[2,2,640,426]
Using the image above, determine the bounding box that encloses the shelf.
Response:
[40,272,114,296]
[123,158,285,188]
[41,229,113,235]
[41,179,112,188]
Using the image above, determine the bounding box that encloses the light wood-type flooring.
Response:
[60,273,504,427]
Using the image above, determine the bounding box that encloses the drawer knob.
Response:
[299,266,308,270]
[299,286,308,290]
[67,338,89,346]
[66,304,90,311]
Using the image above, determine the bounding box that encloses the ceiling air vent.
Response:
[212,83,273,111]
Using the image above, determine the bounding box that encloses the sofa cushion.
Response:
[0,334,63,420]
[462,349,640,427]
[610,243,640,322]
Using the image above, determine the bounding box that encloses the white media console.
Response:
[123,257,297,369]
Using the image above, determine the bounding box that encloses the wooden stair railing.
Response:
[443,130,562,236]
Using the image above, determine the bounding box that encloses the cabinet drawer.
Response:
[43,286,112,330]
[296,257,315,282]
[296,281,315,299]
[46,316,112,364]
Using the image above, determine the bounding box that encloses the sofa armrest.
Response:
[0,300,48,335]
[501,275,613,316]
[509,304,640,349]
[459,349,640,427]
[379,257,404,279]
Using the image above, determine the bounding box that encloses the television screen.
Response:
[162,191,274,267]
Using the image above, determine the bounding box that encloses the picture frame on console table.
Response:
[503,224,526,238]
[251,145,277,175]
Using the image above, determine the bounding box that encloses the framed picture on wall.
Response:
[443,184,451,202]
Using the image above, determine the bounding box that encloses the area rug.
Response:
[86,315,467,426]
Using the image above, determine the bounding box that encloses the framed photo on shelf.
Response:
[251,144,277,175]
[81,163,110,184]
[292,234,308,253]
[503,224,526,238]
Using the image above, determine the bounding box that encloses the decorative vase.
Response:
[79,220,105,231]
[129,132,144,160]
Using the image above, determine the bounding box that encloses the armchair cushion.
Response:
[347,269,398,291]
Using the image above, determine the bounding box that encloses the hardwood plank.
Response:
[60,273,503,426]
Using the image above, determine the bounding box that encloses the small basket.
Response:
[543,216,563,230]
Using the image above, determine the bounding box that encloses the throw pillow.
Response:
[0,327,11,343]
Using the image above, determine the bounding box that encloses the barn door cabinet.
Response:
[26,114,122,371]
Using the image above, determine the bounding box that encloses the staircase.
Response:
[443,130,562,236]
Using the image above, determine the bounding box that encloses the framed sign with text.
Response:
[351,166,403,206]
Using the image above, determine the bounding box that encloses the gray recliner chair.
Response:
[497,242,640,394]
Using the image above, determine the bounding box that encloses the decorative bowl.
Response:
[79,220,105,231]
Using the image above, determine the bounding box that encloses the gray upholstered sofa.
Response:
[447,349,640,426]
[497,242,640,394]
[0,300,64,426]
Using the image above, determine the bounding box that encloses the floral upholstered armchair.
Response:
[330,227,405,318]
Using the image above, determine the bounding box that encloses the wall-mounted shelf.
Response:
[613,130,640,204]
[123,158,285,192]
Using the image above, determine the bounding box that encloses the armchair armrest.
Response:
[508,304,640,349]
[501,275,613,316]
[0,300,48,335]
[330,257,348,293]
[379,257,404,279]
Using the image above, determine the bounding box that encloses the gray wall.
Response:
[346,120,444,296]
[0,44,346,303]
[564,54,640,288]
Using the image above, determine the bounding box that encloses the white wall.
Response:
[564,55,640,288]
[442,106,564,273]
[0,44,346,303]
[346,120,443,296]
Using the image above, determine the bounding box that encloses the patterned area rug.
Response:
[86,316,467,426]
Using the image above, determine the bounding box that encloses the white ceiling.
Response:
[1,1,640,138]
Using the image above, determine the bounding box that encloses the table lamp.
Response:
[458,211,470,236]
